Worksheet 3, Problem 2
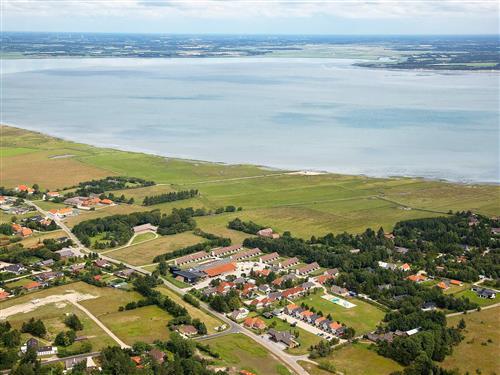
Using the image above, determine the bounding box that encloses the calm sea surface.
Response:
[2,58,499,182]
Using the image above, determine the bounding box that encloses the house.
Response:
[378,261,397,271]
[350,248,361,254]
[24,281,42,291]
[46,191,60,199]
[100,199,113,205]
[56,247,82,260]
[64,356,97,371]
[241,283,258,298]
[203,262,237,278]
[4,264,26,275]
[216,281,236,295]
[436,281,450,290]
[306,313,320,324]
[384,233,395,240]
[174,251,211,266]
[211,244,242,257]
[243,317,266,330]
[268,329,299,348]
[491,227,500,236]
[255,269,271,277]
[231,248,262,261]
[300,310,314,321]
[0,291,11,300]
[400,263,411,272]
[315,275,333,285]
[37,259,55,268]
[16,185,34,194]
[296,262,320,276]
[331,285,349,297]
[259,252,279,264]
[257,228,280,239]
[421,302,437,311]
[450,279,463,286]
[395,246,409,254]
[324,268,339,277]
[475,288,496,299]
[34,271,63,282]
[258,284,271,293]
[284,303,300,315]
[301,281,315,290]
[178,325,198,337]
[281,286,305,299]
[115,268,136,279]
[407,274,427,283]
[329,321,343,334]
[230,308,249,321]
[133,223,158,234]
[94,259,112,268]
[292,307,305,319]
[279,257,299,269]
[21,338,57,356]
[70,263,85,274]
[148,349,165,364]
[49,207,74,218]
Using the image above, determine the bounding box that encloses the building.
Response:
[55,248,81,260]
[94,259,112,268]
[133,223,158,234]
[301,281,315,290]
[24,281,42,291]
[395,246,409,254]
[378,261,397,271]
[281,286,305,299]
[257,228,280,239]
[203,262,237,278]
[259,252,279,264]
[450,279,463,286]
[115,268,136,279]
[64,356,97,371]
[407,274,427,283]
[16,185,34,194]
[174,251,211,266]
[231,248,262,261]
[475,288,496,299]
[178,325,198,337]
[0,291,11,300]
[400,263,411,272]
[230,308,249,321]
[279,257,299,269]
[243,317,266,330]
[170,268,204,283]
[4,264,26,275]
[324,268,339,277]
[34,271,63,282]
[296,262,320,276]
[331,285,349,297]
[436,281,450,290]
[148,349,165,364]
[49,207,74,218]
[211,244,242,257]
[268,329,298,348]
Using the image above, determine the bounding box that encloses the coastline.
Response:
[2,122,498,186]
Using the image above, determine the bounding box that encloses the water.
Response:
[2,58,499,182]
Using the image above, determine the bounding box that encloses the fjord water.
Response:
[3,58,499,182]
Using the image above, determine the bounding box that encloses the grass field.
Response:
[299,342,403,375]
[130,231,157,245]
[204,333,291,375]
[2,126,499,238]
[452,289,499,307]
[442,308,500,374]
[296,290,385,335]
[99,305,172,345]
[18,229,66,248]
[7,302,116,351]
[102,232,202,266]
[155,285,222,334]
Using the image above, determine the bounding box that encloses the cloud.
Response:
[3,0,498,20]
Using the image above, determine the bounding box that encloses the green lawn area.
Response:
[453,289,499,307]
[100,305,172,345]
[442,307,500,374]
[5,277,34,288]
[34,200,66,211]
[103,231,202,266]
[204,333,291,375]
[296,290,385,335]
[263,316,322,355]
[299,342,403,375]
[0,146,38,157]
[7,302,116,351]
[18,229,66,249]
[155,285,222,334]
[131,231,157,245]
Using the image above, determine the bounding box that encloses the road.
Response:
[446,302,500,317]
[27,200,309,375]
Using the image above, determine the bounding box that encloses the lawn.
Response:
[204,333,291,375]
[99,305,172,345]
[18,229,66,248]
[299,342,403,375]
[155,285,222,334]
[453,289,499,307]
[442,307,500,374]
[102,232,202,266]
[296,290,385,335]
[130,231,157,245]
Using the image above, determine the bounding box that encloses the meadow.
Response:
[203,333,291,375]
[442,308,500,374]
[2,125,499,240]
[299,342,403,375]
[296,290,386,335]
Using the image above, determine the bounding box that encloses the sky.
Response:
[2,0,499,35]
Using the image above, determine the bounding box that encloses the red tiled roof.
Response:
[204,262,236,277]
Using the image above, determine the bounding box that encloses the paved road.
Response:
[446,302,500,317]
[27,200,308,375]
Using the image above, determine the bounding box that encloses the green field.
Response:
[299,342,403,375]
[130,231,157,245]
[296,290,385,335]
[17,229,66,248]
[204,333,291,375]
[442,308,500,374]
[2,126,499,238]
[102,231,202,266]
[452,289,499,307]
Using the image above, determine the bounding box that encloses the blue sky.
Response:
[3,0,499,34]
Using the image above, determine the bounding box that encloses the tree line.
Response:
[143,189,198,206]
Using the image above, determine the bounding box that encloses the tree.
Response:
[64,314,83,331]
[458,318,466,330]
[1,329,21,348]
[21,318,46,337]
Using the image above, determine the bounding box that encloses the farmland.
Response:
[296,290,386,335]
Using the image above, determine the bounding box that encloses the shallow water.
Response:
[2,58,499,182]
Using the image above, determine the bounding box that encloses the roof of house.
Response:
[231,248,262,261]
[0,291,10,300]
[281,286,304,298]
[260,252,279,262]
[179,325,198,335]
[100,199,113,205]
[24,281,41,290]
[212,244,242,256]
[203,262,236,277]
[148,348,165,362]
[133,223,158,233]
[297,262,320,274]
[175,250,209,264]
[280,257,299,267]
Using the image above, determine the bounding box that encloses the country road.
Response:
[446,302,500,317]
[26,200,309,375]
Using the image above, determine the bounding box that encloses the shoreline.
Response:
[2,123,498,186]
